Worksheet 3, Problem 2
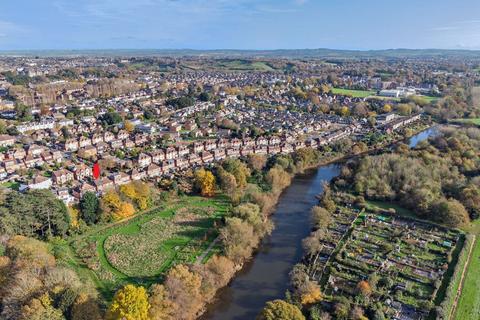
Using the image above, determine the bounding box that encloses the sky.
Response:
[1,0,480,50]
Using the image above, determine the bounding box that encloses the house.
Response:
[91,133,103,145]
[110,172,131,185]
[138,153,152,168]
[201,151,214,163]
[174,158,188,170]
[103,131,114,142]
[93,177,114,192]
[72,182,97,200]
[213,149,226,161]
[151,150,166,163]
[193,142,204,153]
[147,164,162,177]
[0,135,15,147]
[79,136,92,148]
[165,147,178,160]
[64,139,79,151]
[24,155,41,168]
[3,159,19,173]
[226,148,240,158]
[187,153,202,166]
[52,169,74,185]
[254,146,268,155]
[78,146,98,159]
[204,140,217,151]
[177,145,189,157]
[130,168,146,181]
[19,175,52,191]
[72,164,91,180]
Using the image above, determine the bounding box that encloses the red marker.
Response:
[93,162,101,179]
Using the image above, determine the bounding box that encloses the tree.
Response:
[217,167,238,198]
[299,281,322,305]
[194,168,216,197]
[435,198,470,227]
[120,181,151,210]
[221,217,257,263]
[382,104,392,113]
[71,293,103,320]
[106,285,150,320]
[124,120,134,133]
[148,284,175,320]
[102,112,123,125]
[311,206,331,229]
[248,154,267,171]
[80,192,100,225]
[0,189,69,239]
[356,280,372,296]
[333,297,351,320]
[222,159,250,189]
[257,300,305,320]
[164,264,203,319]
[397,103,413,116]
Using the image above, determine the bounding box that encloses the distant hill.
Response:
[1,48,480,59]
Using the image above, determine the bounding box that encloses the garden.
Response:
[306,200,463,319]
[68,195,230,297]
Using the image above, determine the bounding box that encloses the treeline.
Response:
[336,126,480,227]
[0,236,101,320]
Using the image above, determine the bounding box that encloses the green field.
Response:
[451,118,480,126]
[54,195,230,299]
[454,238,480,320]
[331,87,376,98]
[214,59,275,71]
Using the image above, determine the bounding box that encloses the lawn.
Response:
[57,195,230,299]
[454,237,480,320]
[331,87,376,98]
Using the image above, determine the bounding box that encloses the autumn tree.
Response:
[221,217,257,263]
[248,154,267,171]
[164,264,202,319]
[124,120,134,133]
[194,168,216,197]
[356,280,372,296]
[71,293,103,320]
[310,206,332,230]
[217,167,238,199]
[120,181,151,210]
[148,284,175,320]
[257,300,305,320]
[222,158,250,189]
[106,285,150,320]
[100,190,136,221]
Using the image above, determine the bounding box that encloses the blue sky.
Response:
[1,0,480,50]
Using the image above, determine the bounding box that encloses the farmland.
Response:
[305,198,462,319]
[60,195,230,298]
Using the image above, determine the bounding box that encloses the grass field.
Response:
[214,59,275,71]
[451,118,480,126]
[331,87,376,98]
[54,195,230,299]
[454,238,480,320]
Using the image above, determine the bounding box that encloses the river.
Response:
[201,127,436,320]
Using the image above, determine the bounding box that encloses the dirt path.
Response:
[196,236,220,265]
[450,235,476,320]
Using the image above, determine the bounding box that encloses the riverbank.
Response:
[199,122,434,319]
